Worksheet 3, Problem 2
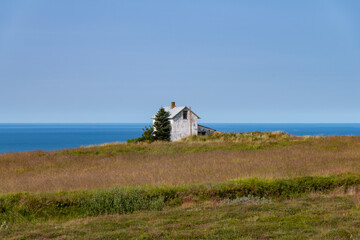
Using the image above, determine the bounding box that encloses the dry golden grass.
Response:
[1,133,360,193]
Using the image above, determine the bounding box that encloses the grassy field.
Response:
[1,132,360,193]
[2,192,360,239]
[2,132,360,239]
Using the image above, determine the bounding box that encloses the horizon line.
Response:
[1,122,360,124]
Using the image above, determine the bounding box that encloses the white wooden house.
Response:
[152,102,216,141]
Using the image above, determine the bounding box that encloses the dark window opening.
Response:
[183,111,188,119]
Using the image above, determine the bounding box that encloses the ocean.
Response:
[1,123,360,153]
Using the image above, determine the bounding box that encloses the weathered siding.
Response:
[170,109,198,141]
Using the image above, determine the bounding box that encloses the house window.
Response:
[183,111,188,119]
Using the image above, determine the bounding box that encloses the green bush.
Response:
[80,188,164,216]
[127,125,156,143]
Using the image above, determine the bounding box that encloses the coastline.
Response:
[2,123,360,153]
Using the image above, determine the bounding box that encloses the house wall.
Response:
[170,110,198,141]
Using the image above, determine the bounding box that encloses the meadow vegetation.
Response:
[3,193,360,239]
[2,131,360,239]
[1,132,360,193]
[1,173,360,224]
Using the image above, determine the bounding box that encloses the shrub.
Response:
[78,188,166,216]
[127,125,156,143]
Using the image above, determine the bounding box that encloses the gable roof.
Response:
[198,124,216,131]
[152,106,200,119]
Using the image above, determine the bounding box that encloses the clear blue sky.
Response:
[1,0,359,123]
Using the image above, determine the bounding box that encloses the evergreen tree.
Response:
[140,125,155,142]
[126,125,155,143]
[153,107,171,141]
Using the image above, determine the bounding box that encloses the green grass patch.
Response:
[2,194,360,239]
[57,131,299,157]
[1,173,360,223]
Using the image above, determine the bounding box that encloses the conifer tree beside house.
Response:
[153,107,171,141]
[131,125,155,143]
[140,125,155,142]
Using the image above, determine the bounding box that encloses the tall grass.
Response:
[59,131,295,156]
[1,132,360,193]
[1,173,360,223]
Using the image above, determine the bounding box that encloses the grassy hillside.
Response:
[2,132,360,239]
[1,174,360,239]
[1,132,360,193]
[2,193,360,239]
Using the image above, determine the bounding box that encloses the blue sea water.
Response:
[1,123,360,153]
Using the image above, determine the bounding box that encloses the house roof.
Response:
[152,106,200,119]
[198,124,216,131]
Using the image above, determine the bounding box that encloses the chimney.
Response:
[171,102,176,109]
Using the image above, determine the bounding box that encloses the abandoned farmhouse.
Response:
[152,102,216,141]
